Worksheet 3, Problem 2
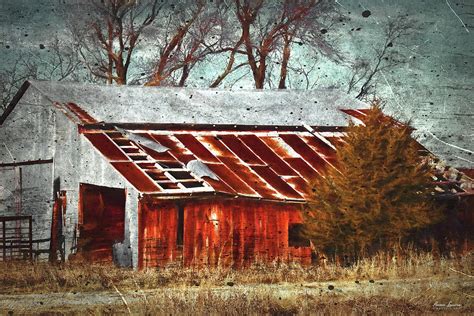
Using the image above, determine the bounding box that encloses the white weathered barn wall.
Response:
[53,110,139,267]
[0,85,139,267]
[0,168,16,214]
[0,164,53,250]
[0,86,56,258]
[0,85,55,163]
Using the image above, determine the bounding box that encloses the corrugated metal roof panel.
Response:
[84,133,129,161]
[110,162,162,192]
[82,124,345,201]
[238,135,298,176]
[219,135,266,165]
[64,100,373,201]
[280,134,329,173]
[174,134,221,163]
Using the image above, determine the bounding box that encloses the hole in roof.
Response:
[158,161,183,169]
[158,182,181,190]
[169,171,194,180]
[182,182,205,188]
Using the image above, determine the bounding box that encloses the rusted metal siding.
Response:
[138,200,181,268]
[138,197,311,269]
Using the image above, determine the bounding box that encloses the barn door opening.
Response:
[76,183,125,263]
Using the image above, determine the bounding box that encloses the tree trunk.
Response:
[254,56,267,89]
[278,33,291,89]
[178,64,189,87]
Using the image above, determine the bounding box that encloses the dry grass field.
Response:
[0,251,472,315]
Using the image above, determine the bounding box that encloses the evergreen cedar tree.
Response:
[301,103,443,257]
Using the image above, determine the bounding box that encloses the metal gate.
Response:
[0,215,33,261]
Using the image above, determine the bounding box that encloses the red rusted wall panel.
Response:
[138,197,311,269]
[138,200,180,269]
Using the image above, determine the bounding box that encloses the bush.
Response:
[302,102,443,258]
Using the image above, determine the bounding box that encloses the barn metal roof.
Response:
[53,100,472,201]
[80,121,345,202]
[21,80,368,126]
[45,99,353,202]
[58,98,348,201]
[3,80,472,169]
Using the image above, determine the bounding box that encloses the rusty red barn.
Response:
[0,81,472,267]
[80,120,348,268]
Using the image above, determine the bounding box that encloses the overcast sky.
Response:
[0,0,473,167]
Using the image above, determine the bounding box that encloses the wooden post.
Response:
[28,216,33,261]
[2,218,5,260]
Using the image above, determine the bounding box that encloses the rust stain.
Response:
[303,135,337,158]
[219,156,279,198]
[174,134,221,163]
[250,165,302,199]
[280,134,328,172]
[205,163,255,195]
[64,102,98,124]
[219,135,265,165]
[283,157,319,180]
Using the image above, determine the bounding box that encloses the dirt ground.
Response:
[1,276,472,315]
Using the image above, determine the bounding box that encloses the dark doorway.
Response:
[76,183,125,263]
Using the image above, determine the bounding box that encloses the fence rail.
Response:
[0,215,33,261]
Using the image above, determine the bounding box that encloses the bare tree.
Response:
[230,0,339,89]
[21,38,83,82]
[1,36,85,111]
[145,1,228,87]
[287,59,320,89]
[69,0,161,85]
[347,15,416,100]
[234,0,312,89]
[277,0,340,89]
[0,58,27,111]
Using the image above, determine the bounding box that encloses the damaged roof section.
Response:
[79,122,345,202]
[47,101,473,202]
